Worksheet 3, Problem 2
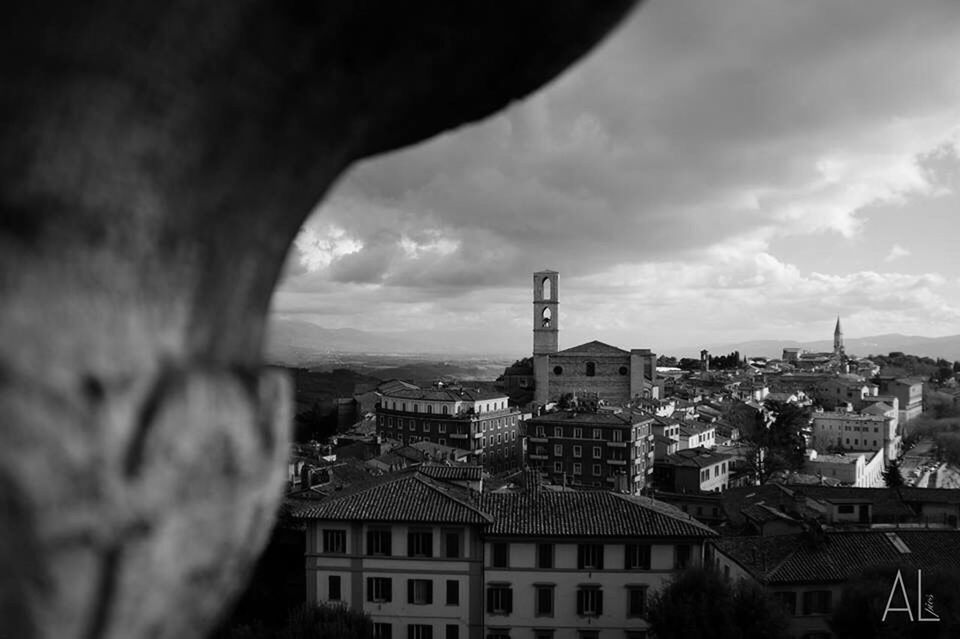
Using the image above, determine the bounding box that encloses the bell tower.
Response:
[533,270,559,355]
[533,270,558,406]
[834,316,844,355]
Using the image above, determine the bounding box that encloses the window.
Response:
[627,586,647,617]
[423,423,430,432]
[553,462,563,473]
[573,462,582,475]
[586,362,596,377]
[408,579,433,605]
[367,577,392,602]
[574,428,583,438]
[486,585,513,614]
[774,591,797,616]
[408,531,433,557]
[801,590,832,615]
[446,580,459,605]
[537,543,554,569]
[674,544,691,569]
[492,542,509,568]
[329,575,341,601]
[554,444,563,456]
[444,531,462,558]
[442,405,449,415]
[593,429,601,440]
[497,434,502,444]
[837,504,855,514]
[323,529,346,553]
[577,544,604,569]
[593,446,601,459]
[535,585,554,616]
[553,366,563,375]
[409,421,415,431]
[624,544,651,570]
[573,445,582,457]
[374,623,392,639]
[445,626,458,639]
[592,464,601,476]
[367,529,392,556]
[534,632,554,639]
[408,625,433,639]
[576,586,603,616]
[613,430,623,442]
[554,427,563,437]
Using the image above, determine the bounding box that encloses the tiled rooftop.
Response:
[713,530,960,584]
[295,471,716,539]
[293,472,491,524]
[481,491,717,538]
[418,463,483,481]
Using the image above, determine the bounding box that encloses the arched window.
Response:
[586,362,596,377]
[413,404,418,413]
[542,277,553,301]
[401,403,406,412]
[442,405,449,415]
[541,307,552,328]
[426,405,433,414]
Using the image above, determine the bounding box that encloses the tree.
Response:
[647,567,790,639]
[882,459,905,489]
[829,564,960,639]
[217,603,374,639]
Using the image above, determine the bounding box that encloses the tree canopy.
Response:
[647,567,791,639]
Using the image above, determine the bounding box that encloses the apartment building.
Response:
[296,469,717,639]
[652,447,731,493]
[809,408,900,463]
[524,409,655,493]
[376,386,522,472]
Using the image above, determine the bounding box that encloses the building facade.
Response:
[377,387,523,472]
[652,447,731,493]
[809,408,900,463]
[525,409,655,493]
[297,471,717,639]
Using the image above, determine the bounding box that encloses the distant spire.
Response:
[833,316,844,355]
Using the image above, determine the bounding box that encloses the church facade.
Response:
[531,270,658,407]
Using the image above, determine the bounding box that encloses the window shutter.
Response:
[576,589,585,615]
[447,580,459,605]
[596,590,603,615]
[385,578,392,602]
[408,626,415,639]
[577,545,585,569]
[506,588,513,613]
[426,580,434,604]
[367,531,374,554]
[486,589,493,613]
[408,580,415,604]
[596,546,604,569]
[407,534,414,556]
[802,591,811,615]
[426,535,433,558]
[624,545,632,569]
[366,578,373,602]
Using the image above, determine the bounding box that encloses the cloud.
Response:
[884,244,911,263]
[270,0,960,350]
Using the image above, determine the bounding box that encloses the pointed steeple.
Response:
[833,316,844,355]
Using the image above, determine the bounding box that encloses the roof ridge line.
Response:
[413,474,494,523]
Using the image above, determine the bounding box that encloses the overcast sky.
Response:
[270,0,960,356]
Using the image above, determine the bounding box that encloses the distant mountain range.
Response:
[264,318,524,365]
[266,318,960,366]
[693,334,960,361]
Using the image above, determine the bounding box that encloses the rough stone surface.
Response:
[0,1,639,637]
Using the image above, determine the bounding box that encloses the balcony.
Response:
[606,459,627,466]
[528,436,548,444]
[606,441,627,448]
[529,454,548,461]
[473,432,483,439]
[449,433,468,440]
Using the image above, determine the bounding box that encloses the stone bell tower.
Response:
[533,270,559,405]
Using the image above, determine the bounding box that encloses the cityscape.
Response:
[224,269,960,639]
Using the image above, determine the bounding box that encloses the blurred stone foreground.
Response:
[0,2,638,638]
